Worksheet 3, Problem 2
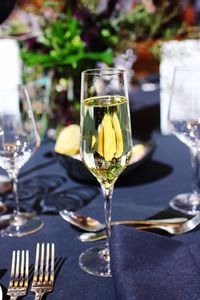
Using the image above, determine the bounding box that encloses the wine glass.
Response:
[79,68,132,277]
[168,66,200,215]
[26,77,50,138]
[0,85,44,236]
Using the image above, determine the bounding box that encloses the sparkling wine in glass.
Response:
[168,66,200,215]
[79,68,132,277]
[0,85,43,236]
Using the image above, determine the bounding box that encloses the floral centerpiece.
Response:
[16,0,191,135]
[20,0,119,135]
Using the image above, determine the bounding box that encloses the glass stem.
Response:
[190,147,200,195]
[11,176,20,216]
[101,185,113,251]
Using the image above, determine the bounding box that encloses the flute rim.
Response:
[82,68,126,76]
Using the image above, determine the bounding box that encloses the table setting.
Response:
[0,66,200,300]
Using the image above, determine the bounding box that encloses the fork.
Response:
[31,242,55,300]
[7,250,29,300]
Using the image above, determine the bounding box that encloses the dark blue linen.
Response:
[0,132,194,300]
[0,83,197,300]
[111,225,200,300]
[2,138,99,214]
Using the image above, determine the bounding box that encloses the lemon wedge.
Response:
[132,144,145,156]
[129,144,146,164]
[55,124,80,155]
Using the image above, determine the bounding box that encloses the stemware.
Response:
[26,77,50,139]
[79,68,132,277]
[168,66,200,215]
[0,85,43,236]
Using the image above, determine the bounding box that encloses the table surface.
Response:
[0,84,194,300]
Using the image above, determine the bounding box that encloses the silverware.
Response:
[7,249,29,299]
[59,209,188,232]
[78,225,180,242]
[79,213,200,242]
[31,242,55,300]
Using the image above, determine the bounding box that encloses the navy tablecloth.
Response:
[0,131,194,300]
[0,84,196,300]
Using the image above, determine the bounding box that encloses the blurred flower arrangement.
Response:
[20,0,120,135]
[6,0,193,135]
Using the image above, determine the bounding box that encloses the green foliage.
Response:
[21,12,113,71]
[113,3,185,41]
[21,2,188,72]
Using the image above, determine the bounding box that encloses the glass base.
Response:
[79,243,112,277]
[0,212,44,237]
[170,193,200,215]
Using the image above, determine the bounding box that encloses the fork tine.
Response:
[50,243,55,284]
[14,250,20,288]
[19,250,24,287]
[44,243,50,283]
[25,250,29,288]
[9,250,16,288]
[39,243,45,282]
[33,243,40,283]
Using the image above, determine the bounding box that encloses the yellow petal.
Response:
[112,112,123,158]
[103,114,116,161]
[98,123,104,156]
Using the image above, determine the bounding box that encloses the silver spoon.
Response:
[59,209,188,232]
[79,213,200,242]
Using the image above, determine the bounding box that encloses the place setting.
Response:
[0,65,200,300]
[1,66,200,299]
[2,1,200,298]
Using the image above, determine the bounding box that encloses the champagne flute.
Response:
[0,85,44,237]
[168,66,200,215]
[79,68,132,277]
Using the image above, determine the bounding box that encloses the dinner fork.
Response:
[31,242,55,300]
[7,249,29,300]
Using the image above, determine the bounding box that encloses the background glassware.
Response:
[168,66,200,215]
[0,85,43,236]
[79,68,132,277]
[25,72,52,139]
